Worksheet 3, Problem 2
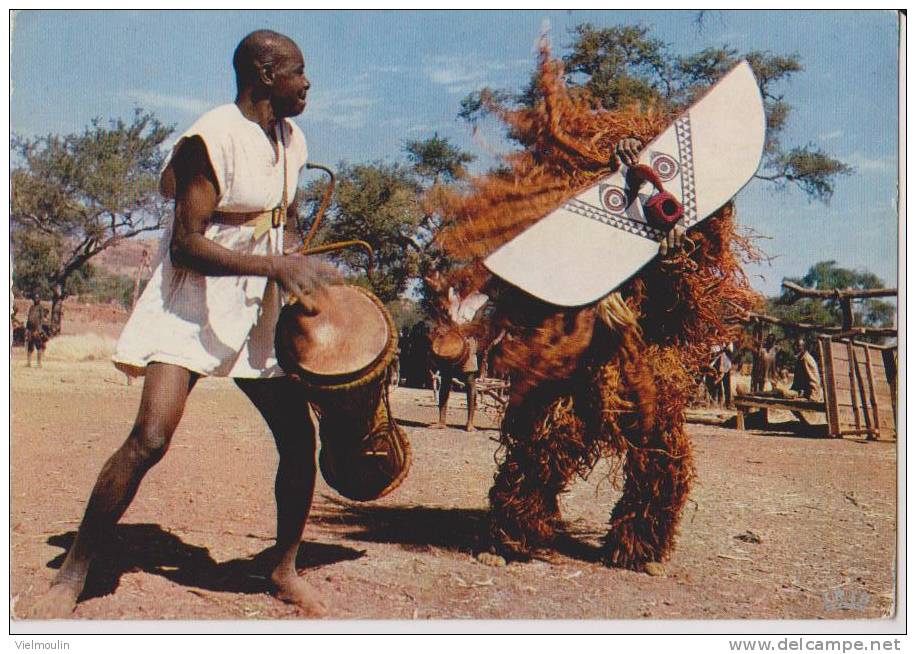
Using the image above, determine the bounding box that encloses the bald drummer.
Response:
[31,30,337,618]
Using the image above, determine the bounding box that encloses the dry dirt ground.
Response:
[11,351,898,622]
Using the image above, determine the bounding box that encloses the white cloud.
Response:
[122,89,212,115]
[354,65,408,83]
[423,55,527,95]
[404,123,436,135]
[369,64,407,74]
[716,31,749,42]
[304,86,378,129]
[818,129,843,141]
[845,151,896,173]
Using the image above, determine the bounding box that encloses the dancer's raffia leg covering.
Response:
[590,294,696,569]
[602,419,694,568]
[487,298,599,558]
[487,293,694,564]
[488,384,586,558]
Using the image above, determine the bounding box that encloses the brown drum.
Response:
[275,285,411,502]
[430,325,468,367]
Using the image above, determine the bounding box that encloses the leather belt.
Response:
[211,207,285,240]
[209,123,290,241]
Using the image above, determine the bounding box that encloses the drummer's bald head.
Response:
[233,29,299,90]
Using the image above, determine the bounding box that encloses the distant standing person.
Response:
[722,342,734,408]
[707,345,731,407]
[430,282,489,432]
[752,333,779,393]
[25,293,47,368]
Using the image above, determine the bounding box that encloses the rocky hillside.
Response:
[91,236,163,278]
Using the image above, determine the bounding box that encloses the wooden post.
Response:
[883,348,897,426]
[839,296,854,331]
[848,342,873,439]
[861,344,882,439]
[818,336,840,438]
[845,340,862,434]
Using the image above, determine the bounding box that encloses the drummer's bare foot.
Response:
[465,424,476,432]
[428,421,447,429]
[271,569,327,617]
[28,581,81,619]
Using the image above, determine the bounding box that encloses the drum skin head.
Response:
[276,286,391,382]
[431,327,468,366]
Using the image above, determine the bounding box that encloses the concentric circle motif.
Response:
[651,154,679,182]
[601,187,628,214]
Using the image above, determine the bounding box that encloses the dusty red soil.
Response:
[11,352,897,621]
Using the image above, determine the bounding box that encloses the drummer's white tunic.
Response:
[113,104,308,378]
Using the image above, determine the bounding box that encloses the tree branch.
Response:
[741,311,897,338]
[781,281,898,301]
[12,213,58,236]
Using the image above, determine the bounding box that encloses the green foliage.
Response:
[298,134,475,307]
[299,161,425,302]
[12,232,134,307]
[385,297,425,332]
[457,87,515,124]
[458,22,850,204]
[66,265,136,308]
[758,145,853,203]
[779,261,896,328]
[761,261,896,351]
[10,109,173,307]
[564,24,670,109]
[404,132,475,184]
[11,230,65,298]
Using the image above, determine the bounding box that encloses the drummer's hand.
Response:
[659,221,687,257]
[612,137,643,168]
[271,254,341,315]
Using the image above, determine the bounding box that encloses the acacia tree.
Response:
[460,23,851,203]
[11,109,173,331]
[297,161,425,302]
[773,261,896,330]
[296,134,475,305]
[403,132,476,307]
[751,260,897,363]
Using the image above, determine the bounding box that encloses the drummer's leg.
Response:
[234,376,326,617]
[430,366,452,428]
[30,362,197,618]
[465,372,477,432]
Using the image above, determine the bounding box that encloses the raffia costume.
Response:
[437,48,760,568]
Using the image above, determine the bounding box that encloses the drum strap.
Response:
[381,362,398,437]
[211,126,289,240]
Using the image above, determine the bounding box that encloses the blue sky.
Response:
[10,10,900,297]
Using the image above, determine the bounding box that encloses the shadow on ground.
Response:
[45,524,365,602]
[395,417,499,431]
[310,497,606,564]
[718,412,830,438]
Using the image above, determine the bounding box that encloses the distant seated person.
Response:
[785,336,824,428]
[788,336,821,401]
